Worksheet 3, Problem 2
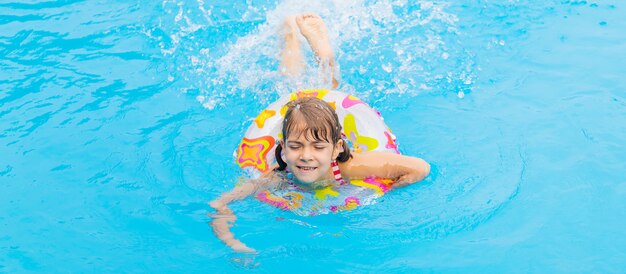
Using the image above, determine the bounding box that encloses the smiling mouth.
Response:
[297,166,317,173]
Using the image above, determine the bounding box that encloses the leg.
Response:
[279,15,305,77]
[296,12,339,89]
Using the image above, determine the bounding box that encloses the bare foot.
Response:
[279,15,305,77]
[296,12,334,63]
[296,12,338,88]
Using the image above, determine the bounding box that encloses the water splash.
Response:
[150,0,476,110]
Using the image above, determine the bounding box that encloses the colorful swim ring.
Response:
[235,89,400,215]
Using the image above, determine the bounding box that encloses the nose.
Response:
[299,146,313,162]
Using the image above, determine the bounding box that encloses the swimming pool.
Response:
[1,0,625,272]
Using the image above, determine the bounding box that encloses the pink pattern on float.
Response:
[363,177,393,193]
[384,131,400,154]
[345,196,360,206]
[330,196,361,212]
[256,191,289,210]
[341,95,365,108]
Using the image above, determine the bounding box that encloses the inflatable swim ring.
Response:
[235,89,400,215]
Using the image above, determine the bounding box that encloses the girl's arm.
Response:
[340,152,430,188]
[208,181,257,253]
[208,170,278,252]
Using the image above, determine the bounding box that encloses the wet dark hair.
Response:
[275,97,352,171]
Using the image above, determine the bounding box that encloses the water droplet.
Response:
[382,63,393,73]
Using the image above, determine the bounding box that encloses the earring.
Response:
[331,160,347,185]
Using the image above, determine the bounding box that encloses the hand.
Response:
[209,199,226,211]
[209,210,256,253]
[392,174,418,189]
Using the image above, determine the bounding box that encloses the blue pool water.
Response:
[1,0,625,272]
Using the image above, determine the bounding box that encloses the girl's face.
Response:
[282,132,343,184]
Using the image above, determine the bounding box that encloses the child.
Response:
[209,13,430,253]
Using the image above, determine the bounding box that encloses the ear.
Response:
[333,139,344,158]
